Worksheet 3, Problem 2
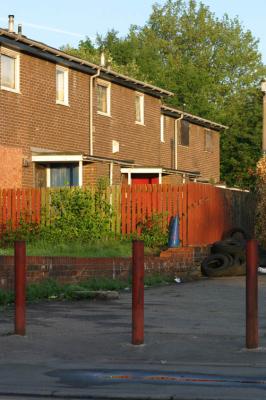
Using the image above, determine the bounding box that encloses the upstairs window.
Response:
[204,129,213,152]
[178,120,190,146]
[0,48,20,92]
[56,65,68,105]
[97,80,111,115]
[135,92,144,124]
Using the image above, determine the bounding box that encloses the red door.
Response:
[131,175,159,185]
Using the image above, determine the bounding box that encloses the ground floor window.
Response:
[35,162,79,187]
[50,163,79,187]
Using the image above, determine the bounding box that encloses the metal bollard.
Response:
[246,239,258,349]
[132,240,144,345]
[15,241,26,336]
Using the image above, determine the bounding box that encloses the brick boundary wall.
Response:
[0,247,209,291]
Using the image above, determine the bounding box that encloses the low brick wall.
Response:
[0,247,209,291]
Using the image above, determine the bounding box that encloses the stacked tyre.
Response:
[201,237,246,277]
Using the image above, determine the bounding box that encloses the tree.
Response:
[62,0,266,189]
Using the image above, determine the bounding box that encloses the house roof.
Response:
[0,28,173,98]
[32,151,200,177]
[161,105,228,132]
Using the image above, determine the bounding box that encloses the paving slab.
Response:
[1,276,266,399]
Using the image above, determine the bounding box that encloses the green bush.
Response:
[137,213,168,248]
[1,181,114,245]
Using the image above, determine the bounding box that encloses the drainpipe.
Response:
[174,113,184,170]
[109,162,113,186]
[89,68,101,155]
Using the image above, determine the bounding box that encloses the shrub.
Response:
[255,157,266,246]
[137,213,168,248]
[1,181,114,245]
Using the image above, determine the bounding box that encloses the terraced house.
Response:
[0,15,227,189]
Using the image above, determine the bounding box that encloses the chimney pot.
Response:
[18,24,22,35]
[8,15,15,33]
[100,52,106,67]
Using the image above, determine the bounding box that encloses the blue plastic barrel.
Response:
[168,216,180,248]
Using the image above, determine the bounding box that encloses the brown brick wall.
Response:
[0,246,209,291]
[94,80,162,166]
[1,49,91,187]
[162,174,183,184]
[164,116,220,182]
[0,145,23,188]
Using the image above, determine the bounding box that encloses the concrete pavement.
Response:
[1,276,266,399]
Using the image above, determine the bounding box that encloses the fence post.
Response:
[132,240,144,345]
[246,239,258,349]
[15,240,26,336]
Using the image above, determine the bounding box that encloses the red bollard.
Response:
[246,239,258,349]
[132,240,144,345]
[15,241,26,336]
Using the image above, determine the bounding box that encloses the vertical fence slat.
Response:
[183,183,188,247]
[121,186,126,235]
[126,185,131,235]
[116,185,121,236]
[7,189,12,230]
[131,185,137,233]
[31,189,36,224]
[16,189,21,228]
[11,189,16,230]
[35,188,41,224]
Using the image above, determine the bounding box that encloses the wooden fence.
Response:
[0,183,256,246]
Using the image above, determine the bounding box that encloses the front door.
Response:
[131,174,159,185]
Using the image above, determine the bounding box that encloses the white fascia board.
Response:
[121,168,163,174]
[32,154,83,162]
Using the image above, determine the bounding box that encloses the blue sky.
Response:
[1,0,266,63]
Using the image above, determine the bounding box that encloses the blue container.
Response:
[168,216,180,248]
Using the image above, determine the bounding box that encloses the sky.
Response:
[0,0,266,63]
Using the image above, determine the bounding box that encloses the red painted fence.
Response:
[121,183,255,246]
[0,184,255,246]
[0,188,41,232]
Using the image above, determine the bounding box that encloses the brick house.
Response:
[0,16,227,189]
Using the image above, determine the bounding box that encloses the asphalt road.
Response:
[1,276,266,399]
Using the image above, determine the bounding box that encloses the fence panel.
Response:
[0,184,256,246]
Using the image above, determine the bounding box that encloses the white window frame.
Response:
[97,79,111,116]
[121,167,162,185]
[32,154,83,187]
[0,47,20,93]
[160,115,165,142]
[135,92,144,125]
[56,65,69,106]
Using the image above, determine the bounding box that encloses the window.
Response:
[56,65,68,105]
[160,115,165,142]
[0,48,20,92]
[204,129,213,152]
[50,163,79,187]
[97,80,111,115]
[135,92,144,124]
[178,120,189,146]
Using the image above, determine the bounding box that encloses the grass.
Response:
[0,239,165,257]
[0,275,173,306]
[0,239,133,257]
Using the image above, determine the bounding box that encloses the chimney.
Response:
[8,15,15,33]
[100,52,106,67]
[18,24,22,35]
